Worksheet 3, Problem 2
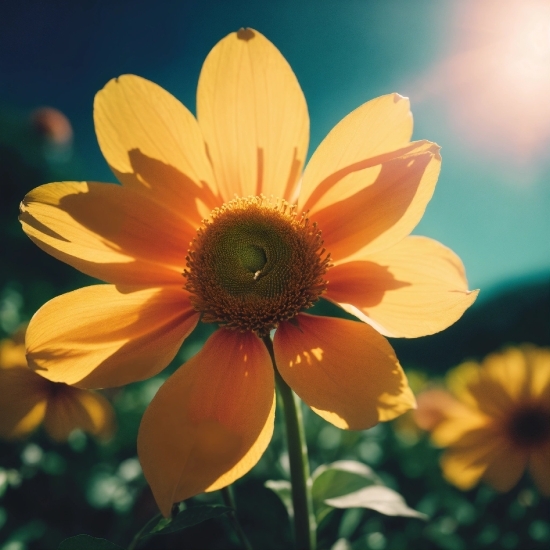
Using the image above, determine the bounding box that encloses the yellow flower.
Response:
[426,346,550,495]
[0,328,116,442]
[19,29,476,515]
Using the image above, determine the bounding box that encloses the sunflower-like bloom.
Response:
[419,346,550,495]
[0,328,115,441]
[19,29,476,514]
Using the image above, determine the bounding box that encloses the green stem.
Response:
[221,485,254,550]
[262,335,316,550]
[127,512,161,550]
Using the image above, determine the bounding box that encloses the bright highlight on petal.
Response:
[197,29,309,202]
[138,329,275,516]
[274,314,415,430]
[26,285,199,388]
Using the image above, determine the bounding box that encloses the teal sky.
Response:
[2,0,549,297]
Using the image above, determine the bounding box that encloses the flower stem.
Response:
[262,335,316,550]
[221,485,254,550]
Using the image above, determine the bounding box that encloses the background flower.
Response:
[418,346,550,495]
[0,327,116,442]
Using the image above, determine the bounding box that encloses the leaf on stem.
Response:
[310,460,426,522]
[147,505,233,536]
[265,479,293,518]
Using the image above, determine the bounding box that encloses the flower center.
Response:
[506,404,550,448]
[184,196,331,335]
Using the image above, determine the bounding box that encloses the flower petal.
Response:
[0,367,48,439]
[525,346,550,400]
[197,29,309,202]
[414,389,462,431]
[20,182,192,286]
[94,74,220,225]
[138,329,275,516]
[325,236,478,338]
[26,285,199,388]
[43,386,117,442]
[300,93,412,210]
[481,444,527,492]
[439,428,500,491]
[306,141,441,261]
[273,314,415,430]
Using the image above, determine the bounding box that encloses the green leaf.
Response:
[265,479,293,518]
[311,460,381,522]
[149,505,232,536]
[324,485,428,520]
[58,535,124,550]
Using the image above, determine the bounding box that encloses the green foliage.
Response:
[58,535,123,550]
[146,505,232,536]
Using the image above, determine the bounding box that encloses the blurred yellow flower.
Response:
[19,29,476,515]
[0,329,116,442]
[420,346,550,495]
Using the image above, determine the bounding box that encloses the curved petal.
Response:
[308,141,441,262]
[138,329,275,516]
[0,367,48,439]
[26,285,199,388]
[431,406,491,447]
[439,428,499,491]
[43,386,117,442]
[273,314,415,430]
[326,236,478,338]
[524,346,550,400]
[300,93,412,210]
[414,389,462,431]
[94,74,221,225]
[482,444,527,492]
[20,182,192,286]
[197,29,309,202]
[529,443,550,496]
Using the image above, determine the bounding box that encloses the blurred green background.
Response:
[1,1,549,549]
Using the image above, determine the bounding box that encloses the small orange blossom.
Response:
[0,328,115,442]
[419,346,550,495]
[20,29,477,515]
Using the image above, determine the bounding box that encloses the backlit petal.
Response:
[306,141,441,262]
[94,74,220,225]
[273,314,415,430]
[0,367,48,439]
[300,93,412,209]
[26,285,199,388]
[138,329,275,516]
[20,182,191,286]
[197,29,309,202]
[43,386,117,442]
[326,236,478,338]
